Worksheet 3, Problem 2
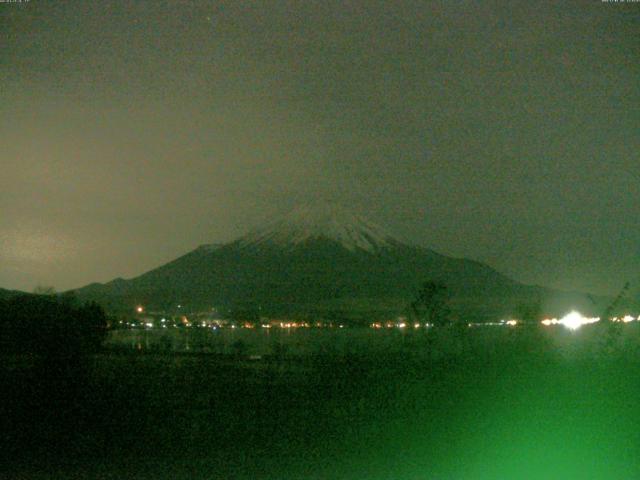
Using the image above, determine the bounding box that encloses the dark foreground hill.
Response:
[0,288,25,300]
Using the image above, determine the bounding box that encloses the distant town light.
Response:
[559,311,599,330]
[136,306,144,313]
[540,311,599,329]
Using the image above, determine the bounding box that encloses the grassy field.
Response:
[2,324,640,479]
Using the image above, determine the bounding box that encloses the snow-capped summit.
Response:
[237,202,403,252]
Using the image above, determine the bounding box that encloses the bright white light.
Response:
[622,315,634,323]
[560,312,583,330]
[505,320,517,326]
[558,311,599,330]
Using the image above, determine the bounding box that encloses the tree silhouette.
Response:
[33,285,56,296]
[0,293,108,356]
[410,280,450,327]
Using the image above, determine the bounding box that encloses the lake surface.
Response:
[105,323,640,358]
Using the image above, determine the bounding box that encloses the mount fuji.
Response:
[74,204,602,321]
[236,203,402,252]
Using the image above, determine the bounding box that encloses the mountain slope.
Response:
[74,205,604,320]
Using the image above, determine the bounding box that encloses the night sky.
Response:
[1,0,638,295]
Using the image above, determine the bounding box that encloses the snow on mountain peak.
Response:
[238,203,402,252]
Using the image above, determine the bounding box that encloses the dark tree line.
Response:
[0,293,109,464]
[0,292,108,356]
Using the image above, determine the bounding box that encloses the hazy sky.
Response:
[1,0,638,295]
